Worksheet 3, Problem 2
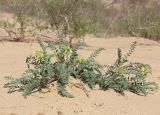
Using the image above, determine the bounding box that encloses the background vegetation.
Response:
[0,0,159,41]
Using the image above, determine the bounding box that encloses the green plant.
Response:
[4,37,104,97]
[99,41,158,96]
[4,38,158,98]
[73,48,106,88]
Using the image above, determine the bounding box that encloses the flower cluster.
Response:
[140,65,151,75]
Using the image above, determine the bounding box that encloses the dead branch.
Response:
[70,82,90,97]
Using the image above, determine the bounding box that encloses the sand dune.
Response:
[0,37,160,115]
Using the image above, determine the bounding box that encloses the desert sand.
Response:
[0,37,160,115]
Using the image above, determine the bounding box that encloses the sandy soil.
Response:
[0,37,160,115]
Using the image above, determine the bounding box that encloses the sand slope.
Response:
[0,37,160,115]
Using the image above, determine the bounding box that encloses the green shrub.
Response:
[99,42,158,95]
[4,37,104,97]
[4,38,158,97]
[73,48,106,88]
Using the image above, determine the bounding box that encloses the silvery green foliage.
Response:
[4,38,158,98]
[99,42,158,96]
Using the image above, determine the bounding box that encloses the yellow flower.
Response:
[63,46,72,57]
[77,55,84,64]
[54,49,61,57]
[54,46,72,58]
[70,49,73,54]
[63,49,68,57]
[140,66,150,75]
[57,49,61,55]
[116,69,124,76]
[36,50,45,60]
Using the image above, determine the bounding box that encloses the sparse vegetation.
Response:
[99,42,158,95]
[0,1,160,115]
[0,0,37,41]
[0,0,159,41]
[4,38,158,97]
[104,0,160,41]
[41,0,109,46]
[0,0,158,98]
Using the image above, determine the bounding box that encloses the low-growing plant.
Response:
[99,42,158,95]
[73,48,106,88]
[4,38,158,98]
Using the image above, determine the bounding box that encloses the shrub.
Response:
[99,42,158,95]
[106,0,160,41]
[4,38,158,97]
[4,37,105,97]
[40,0,109,46]
[0,0,36,41]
